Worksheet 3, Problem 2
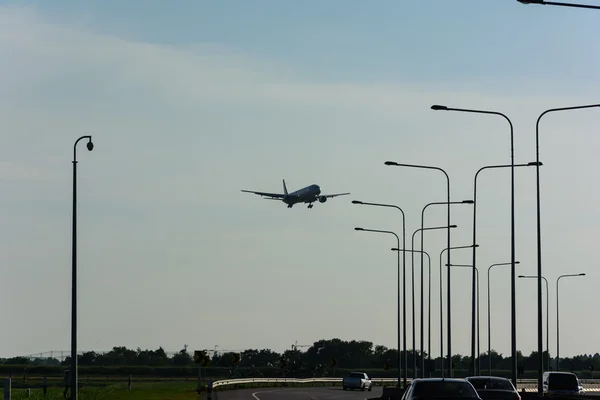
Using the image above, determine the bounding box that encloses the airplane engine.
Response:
[319,196,327,203]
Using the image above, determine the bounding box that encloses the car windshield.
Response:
[468,378,514,391]
[548,374,578,390]
[413,381,478,398]
[349,372,364,378]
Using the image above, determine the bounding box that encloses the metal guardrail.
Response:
[211,377,600,392]
[212,377,395,388]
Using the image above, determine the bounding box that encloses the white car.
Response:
[342,371,372,391]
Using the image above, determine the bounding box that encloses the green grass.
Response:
[6,380,377,399]
[8,382,209,400]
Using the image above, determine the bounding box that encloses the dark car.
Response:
[543,371,584,397]
[465,376,521,400]
[401,378,482,400]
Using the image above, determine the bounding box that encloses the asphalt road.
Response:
[214,386,383,400]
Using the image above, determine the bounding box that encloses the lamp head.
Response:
[354,227,364,231]
[351,200,363,204]
[450,224,457,228]
[384,161,398,166]
[579,273,586,276]
[431,105,448,111]
[527,161,543,166]
[86,140,94,151]
[391,247,399,251]
[518,275,525,278]
[462,200,474,204]
[515,261,521,264]
[474,244,479,248]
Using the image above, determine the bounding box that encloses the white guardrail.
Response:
[211,377,600,392]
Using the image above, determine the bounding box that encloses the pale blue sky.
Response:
[1,1,600,360]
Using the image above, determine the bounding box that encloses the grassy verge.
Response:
[8,382,207,400]
[6,380,384,399]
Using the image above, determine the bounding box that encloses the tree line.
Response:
[1,339,598,378]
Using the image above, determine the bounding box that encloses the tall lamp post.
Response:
[519,275,549,371]
[487,262,519,375]
[420,200,473,376]
[71,135,94,400]
[556,273,585,370]
[412,225,457,377]
[392,248,432,377]
[439,244,478,377]
[352,200,406,387]
[431,104,516,382]
[384,161,454,376]
[534,103,599,392]
[517,0,600,10]
[448,263,480,375]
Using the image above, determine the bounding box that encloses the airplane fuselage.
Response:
[282,184,322,206]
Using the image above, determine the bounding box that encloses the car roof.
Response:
[466,376,510,380]
[412,378,469,383]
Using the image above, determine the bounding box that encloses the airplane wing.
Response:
[320,192,350,198]
[241,190,285,199]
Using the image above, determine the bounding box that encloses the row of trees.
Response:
[2,339,599,375]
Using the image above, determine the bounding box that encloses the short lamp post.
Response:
[556,273,585,370]
[447,263,480,375]
[438,244,478,377]
[354,226,402,382]
[352,200,406,386]
[518,275,549,371]
[487,262,520,375]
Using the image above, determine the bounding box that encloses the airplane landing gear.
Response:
[307,203,313,209]
[287,204,293,208]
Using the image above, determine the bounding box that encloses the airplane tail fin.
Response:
[282,179,288,195]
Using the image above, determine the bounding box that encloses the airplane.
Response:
[241,179,350,209]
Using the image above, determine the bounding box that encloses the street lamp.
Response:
[352,200,406,387]
[535,104,599,392]
[447,263,480,375]
[487,262,520,376]
[392,248,432,377]
[439,244,478,377]
[517,0,600,10]
[472,161,541,374]
[431,104,516,383]
[556,273,585,370]
[71,135,94,400]
[519,275,549,371]
[354,226,401,378]
[420,200,473,376]
[384,160,454,376]
[411,225,457,377]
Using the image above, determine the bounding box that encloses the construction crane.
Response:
[291,341,310,351]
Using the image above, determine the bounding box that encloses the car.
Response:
[465,376,521,400]
[342,371,372,391]
[400,378,482,400]
[542,371,584,397]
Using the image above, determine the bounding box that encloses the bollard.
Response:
[128,374,131,391]
[207,379,213,400]
[43,376,47,397]
[26,388,30,398]
[197,367,201,394]
[3,378,10,400]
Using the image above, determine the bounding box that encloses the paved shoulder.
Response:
[215,386,383,399]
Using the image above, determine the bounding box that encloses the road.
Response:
[214,386,384,400]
